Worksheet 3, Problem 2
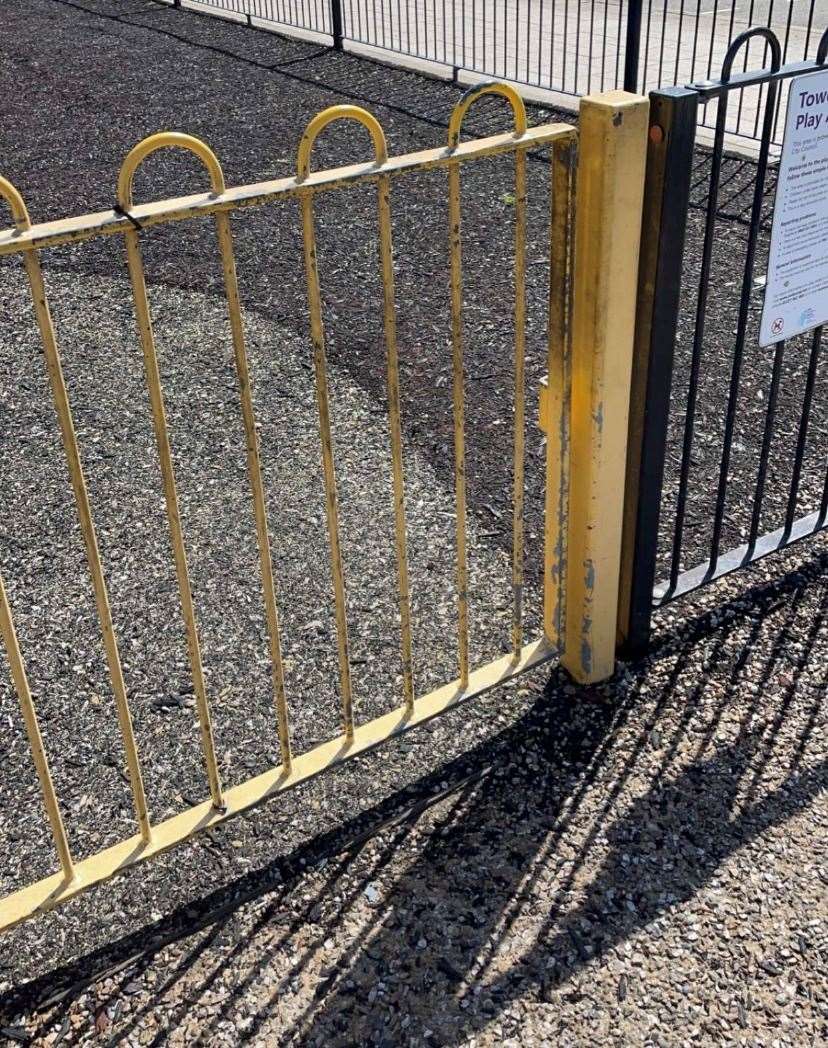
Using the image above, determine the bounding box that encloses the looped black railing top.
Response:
[721,27,782,82]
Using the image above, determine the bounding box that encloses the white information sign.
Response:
[760,67,828,346]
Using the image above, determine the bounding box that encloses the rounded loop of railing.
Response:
[0,174,32,232]
[816,27,828,64]
[720,27,782,83]
[296,105,388,183]
[116,132,226,210]
[447,81,528,150]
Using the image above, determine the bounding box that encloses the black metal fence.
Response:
[621,27,828,651]
[169,0,825,145]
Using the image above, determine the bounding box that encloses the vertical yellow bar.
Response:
[376,175,415,713]
[123,229,226,808]
[299,193,355,740]
[214,212,292,769]
[0,573,74,878]
[541,138,575,650]
[22,251,152,842]
[448,160,470,690]
[511,148,528,658]
[563,91,649,683]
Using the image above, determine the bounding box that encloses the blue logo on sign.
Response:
[800,307,816,327]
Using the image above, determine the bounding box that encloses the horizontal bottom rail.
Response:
[654,510,827,607]
[0,638,556,934]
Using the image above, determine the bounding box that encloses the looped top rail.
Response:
[0,175,32,232]
[117,132,226,210]
[296,105,388,182]
[721,27,782,82]
[447,82,528,150]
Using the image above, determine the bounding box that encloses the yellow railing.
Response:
[0,83,648,934]
[0,84,571,932]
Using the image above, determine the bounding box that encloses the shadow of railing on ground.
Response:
[3,550,826,1043]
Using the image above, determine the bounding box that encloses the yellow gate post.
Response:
[559,91,649,684]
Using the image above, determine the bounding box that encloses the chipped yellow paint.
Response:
[0,94,579,935]
[0,573,75,881]
[0,639,556,934]
[562,92,649,683]
[118,134,227,810]
[0,126,575,258]
[447,83,529,679]
[541,138,575,651]
[0,175,152,843]
[297,107,416,716]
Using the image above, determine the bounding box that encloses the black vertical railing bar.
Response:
[734,0,757,135]
[370,0,379,49]
[481,0,486,72]
[471,0,476,70]
[783,327,823,539]
[752,2,776,140]
[414,0,421,57]
[623,0,643,91]
[578,0,586,93]
[745,339,786,555]
[642,0,654,90]
[664,69,731,599]
[673,0,685,84]
[492,0,498,78]
[722,0,737,136]
[804,0,816,61]
[344,0,354,42]
[587,0,596,93]
[550,0,559,88]
[528,0,534,84]
[819,476,828,528]
[772,0,795,141]
[706,0,721,82]
[657,0,669,86]
[459,0,465,70]
[706,28,782,578]
[689,0,701,82]
[600,0,609,89]
[501,0,506,80]
[515,0,521,84]
[538,0,545,88]
[619,86,699,654]
[330,0,343,46]
[562,0,569,91]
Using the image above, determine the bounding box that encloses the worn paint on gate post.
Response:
[562,91,649,684]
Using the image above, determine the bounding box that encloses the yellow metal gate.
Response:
[0,84,647,933]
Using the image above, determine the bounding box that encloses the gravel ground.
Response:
[0,0,827,1044]
[1,546,826,1046]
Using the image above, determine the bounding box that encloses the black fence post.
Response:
[617,87,698,656]
[623,0,644,92]
[331,0,344,49]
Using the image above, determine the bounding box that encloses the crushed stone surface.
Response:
[0,1,826,1045]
